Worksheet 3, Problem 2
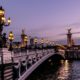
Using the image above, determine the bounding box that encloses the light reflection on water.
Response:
[57,60,70,80]
[27,60,80,80]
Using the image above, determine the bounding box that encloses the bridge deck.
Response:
[0,48,65,80]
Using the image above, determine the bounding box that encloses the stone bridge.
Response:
[0,48,65,80]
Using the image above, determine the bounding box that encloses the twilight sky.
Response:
[0,0,80,41]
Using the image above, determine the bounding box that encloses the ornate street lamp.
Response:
[24,35,28,45]
[29,37,34,49]
[8,31,14,51]
[0,6,11,31]
[41,38,44,56]
[0,6,11,80]
[34,37,38,49]
[0,6,11,47]
[41,38,44,48]
[24,35,28,53]
[34,37,38,60]
[8,31,15,79]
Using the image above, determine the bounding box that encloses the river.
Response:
[27,60,80,80]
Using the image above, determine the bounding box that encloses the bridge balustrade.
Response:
[0,48,58,80]
[11,49,54,80]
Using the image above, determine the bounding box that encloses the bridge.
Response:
[0,47,65,80]
[65,49,80,60]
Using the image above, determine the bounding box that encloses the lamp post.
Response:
[8,31,14,52]
[8,31,15,79]
[0,6,11,38]
[45,39,48,54]
[41,38,44,47]
[24,35,28,54]
[41,38,44,56]
[0,6,11,80]
[30,37,34,50]
[34,37,38,60]
[34,37,38,49]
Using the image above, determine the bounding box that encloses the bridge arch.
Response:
[51,54,65,61]
[18,53,54,80]
[18,51,65,80]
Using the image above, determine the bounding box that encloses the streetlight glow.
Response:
[8,31,14,41]
[24,35,28,42]
[41,38,44,44]
[7,17,11,24]
[0,7,4,15]
[0,6,11,28]
[1,17,6,22]
[34,37,38,43]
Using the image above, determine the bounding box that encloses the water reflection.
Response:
[27,60,71,80]
[57,60,70,80]
[27,60,80,80]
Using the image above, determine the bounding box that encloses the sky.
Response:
[0,0,80,41]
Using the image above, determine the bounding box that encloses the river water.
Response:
[27,60,80,80]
